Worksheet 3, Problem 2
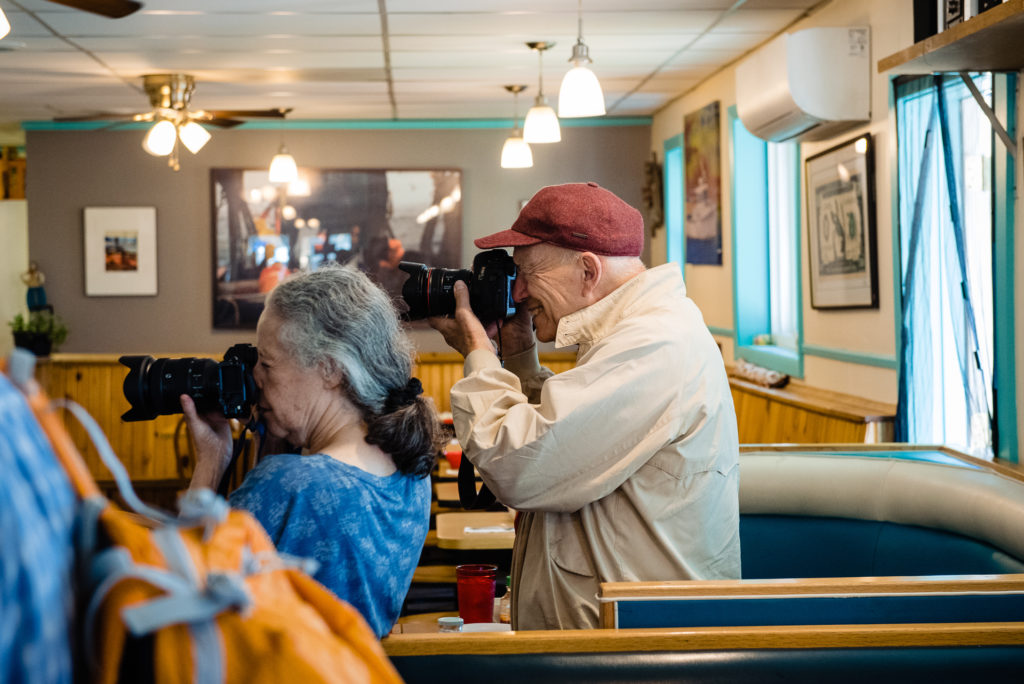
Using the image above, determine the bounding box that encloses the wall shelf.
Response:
[878,0,1024,74]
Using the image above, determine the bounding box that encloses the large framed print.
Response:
[83,206,158,296]
[805,134,878,309]
[683,100,723,265]
[211,168,462,329]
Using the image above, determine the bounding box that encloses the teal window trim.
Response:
[993,72,1017,463]
[663,133,685,271]
[728,105,803,378]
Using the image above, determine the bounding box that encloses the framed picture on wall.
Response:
[210,168,462,329]
[684,100,723,265]
[805,134,878,309]
[83,206,158,296]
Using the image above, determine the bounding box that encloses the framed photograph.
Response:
[83,207,158,296]
[684,100,722,265]
[211,168,462,329]
[805,134,878,309]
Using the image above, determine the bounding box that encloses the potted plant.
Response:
[8,310,69,357]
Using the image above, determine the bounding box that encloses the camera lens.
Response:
[120,355,223,422]
[398,262,472,320]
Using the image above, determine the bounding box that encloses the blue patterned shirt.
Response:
[229,452,430,637]
[0,374,76,684]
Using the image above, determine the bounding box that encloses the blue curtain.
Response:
[895,74,993,457]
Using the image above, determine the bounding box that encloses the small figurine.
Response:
[21,261,47,311]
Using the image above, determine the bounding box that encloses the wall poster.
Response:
[684,100,723,265]
[210,168,462,329]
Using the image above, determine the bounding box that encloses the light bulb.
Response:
[500,135,533,169]
[142,120,177,156]
[0,8,11,40]
[178,121,211,154]
[523,98,561,143]
[558,65,605,118]
[269,145,298,183]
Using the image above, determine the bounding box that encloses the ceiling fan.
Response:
[42,1,143,19]
[55,73,292,170]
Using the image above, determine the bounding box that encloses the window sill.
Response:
[736,344,802,377]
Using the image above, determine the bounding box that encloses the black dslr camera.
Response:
[119,343,259,422]
[398,249,517,324]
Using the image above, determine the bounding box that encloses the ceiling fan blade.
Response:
[203,108,292,119]
[200,117,245,129]
[44,0,143,19]
[53,111,144,123]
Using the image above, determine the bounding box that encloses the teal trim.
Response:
[22,116,652,132]
[729,106,769,346]
[707,325,735,337]
[802,344,899,370]
[663,133,684,150]
[888,75,904,410]
[792,142,804,379]
[993,72,1017,463]
[663,134,685,271]
[736,345,802,377]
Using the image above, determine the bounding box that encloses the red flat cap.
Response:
[474,182,644,257]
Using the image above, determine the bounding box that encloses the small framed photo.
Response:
[83,207,158,296]
[804,134,878,309]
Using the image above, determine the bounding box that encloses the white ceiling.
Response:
[0,0,825,125]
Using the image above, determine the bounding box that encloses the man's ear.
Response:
[579,252,603,298]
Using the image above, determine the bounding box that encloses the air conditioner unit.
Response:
[735,27,870,143]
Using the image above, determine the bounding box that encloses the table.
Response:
[435,511,515,550]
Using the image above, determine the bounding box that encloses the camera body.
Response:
[398,249,517,324]
[119,343,259,422]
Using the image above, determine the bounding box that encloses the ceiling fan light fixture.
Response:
[142,120,177,156]
[178,121,211,154]
[269,144,298,183]
[0,7,10,40]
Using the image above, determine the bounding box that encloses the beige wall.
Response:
[0,200,28,357]
[24,124,650,356]
[649,0,916,405]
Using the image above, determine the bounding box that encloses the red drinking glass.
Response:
[456,564,497,623]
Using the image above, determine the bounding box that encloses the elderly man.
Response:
[430,182,740,630]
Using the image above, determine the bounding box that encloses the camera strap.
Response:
[457,447,496,510]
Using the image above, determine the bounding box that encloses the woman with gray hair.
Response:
[183,264,442,638]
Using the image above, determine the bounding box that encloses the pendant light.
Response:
[500,85,533,169]
[523,41,561,144]
[558,0,605,118]
[269,144,298,183]
[0,7,10,40]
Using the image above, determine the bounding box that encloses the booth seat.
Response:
[384,623,1024,684]
[737,446,1024,578]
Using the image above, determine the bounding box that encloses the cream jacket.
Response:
[451,263,741,630]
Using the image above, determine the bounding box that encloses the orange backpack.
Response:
[6,351,402,684]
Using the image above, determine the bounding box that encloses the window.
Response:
[895,73,1016,461]
[728,106,802,376]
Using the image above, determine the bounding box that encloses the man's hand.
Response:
[495,303,536,358]
[428,280,498,357]
[181,394,234,490]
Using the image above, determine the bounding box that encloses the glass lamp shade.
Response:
[0,8,11,40]
[142,120,177,156]
[558,65,606,118]
[500,135,533,169]
[269,146,298,183]
[178,121,211,154]
[523,101,561,143]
